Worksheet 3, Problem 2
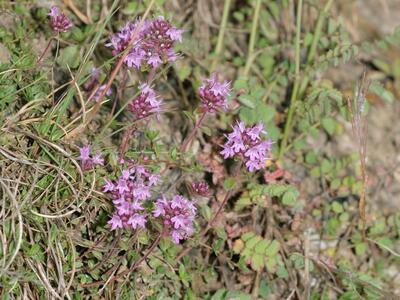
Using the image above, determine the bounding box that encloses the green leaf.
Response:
[223,177,236,190]
[276,265,289,278]
[234,196,252,212]
[331,201,344,214]
[255,239,270,254]
[251,253,265,270]
[282,190,297,206]
[322,117,336,135]
[242,232,256,242]
[369,82,394,103]
[355,242,367,256]
[265,256,277,272]
[57,45,80,69]
[321,159,332,174]
[265,240,280,256]
[238,94,256,108]
[246,235,263,249]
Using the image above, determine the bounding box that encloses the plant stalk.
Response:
[37,38,53,65]
[180,111,207,152]
[278,0,303,160]
[210,0,232,72]
[244,0,262,76]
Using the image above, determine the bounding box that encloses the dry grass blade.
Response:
[346,70,370,236]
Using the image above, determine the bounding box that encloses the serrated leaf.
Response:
[331,201,343,213]
[322,117,335,135]
[255,239,270,254]
[265,240,280,256]
[238,94,256,108]
[265,256,277,272]
[251,253,265,270]
[246,235,262,249]
[241,232,256,242]
[282,190,297,206]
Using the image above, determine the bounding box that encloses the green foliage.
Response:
[235,182,300,211]
[233,232,282,273]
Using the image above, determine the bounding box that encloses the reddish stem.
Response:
[180,111,207,152]
[109,231,162,281]
[37,38,53,65]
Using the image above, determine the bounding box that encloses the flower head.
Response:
[198,74,231,113]
[107,17,183,70]
[77,145,104,171]
[49,6,73,33]
[128,83,162,120]
[191,182,210,197]
[221,121,273,172]
[153,195,196,244]
[105,166,160,231]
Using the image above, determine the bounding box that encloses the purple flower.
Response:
[106,17,183,69]
[129,83,162,120]
[220,122,273,172]
[49,6,73,33]
[78,145,91,161]
[105,165,160,231]
[108,215,123,230]
[198,74,231,113]
[166,27,184,42]
[127,213,147,229]
[192,182,210,197]
[77,145,105,171]
[92,152,104,166]
[148,174,160,186]
[103,179,115,192]
[116,178,129,194]
[153,195,196,244]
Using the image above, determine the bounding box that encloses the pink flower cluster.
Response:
[221,122,273,172]
[107,16,183,69]
[128,83,162,120]
[78,145,104,171]
[191,182,210,197]
[106,166,160,230]
[48,7,73,33]
[199,74,231,113]
[153,195,196,244]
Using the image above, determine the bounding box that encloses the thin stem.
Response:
[123,232,162,274]
[306,0,334,65]
[243,0,262,76]
[37,38,53,65]
[176,191,230,261]
[210,0,232,72]
[206,191,230,229]
[180,111,207,152]
[279,0,334,160]
[278,0,303,160]
[82,231,163,288]
[298,0,334,96]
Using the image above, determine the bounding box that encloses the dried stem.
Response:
[37,38,53,65]
[346,70,369,237]
[180,111,207,152]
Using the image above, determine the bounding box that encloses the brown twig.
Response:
[180,111,207,152]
